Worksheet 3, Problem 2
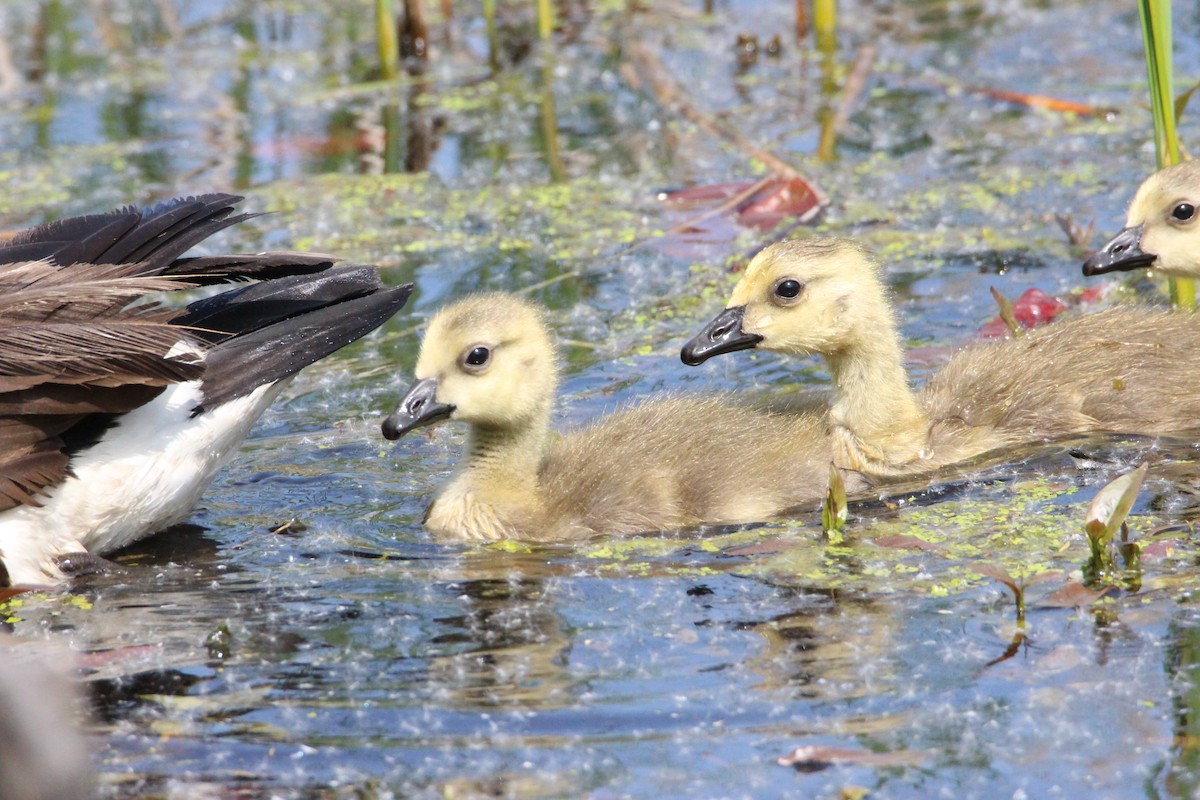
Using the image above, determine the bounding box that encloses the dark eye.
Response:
[774,278,803,299]
[464,346,490,367]
[1172,203,1195,222]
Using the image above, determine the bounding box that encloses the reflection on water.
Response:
[3,0,1200,796]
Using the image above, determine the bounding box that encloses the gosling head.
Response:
[1083,160,1200,277]
[382,294,557,440]
[681,238,886,365]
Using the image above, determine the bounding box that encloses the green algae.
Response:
[0,591,93,626]
[724,473,1186,605]
[252,172,651,269]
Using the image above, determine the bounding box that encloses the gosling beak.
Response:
[381,377,455,440]
[1082,224,1156,276]
[680,305,764,366]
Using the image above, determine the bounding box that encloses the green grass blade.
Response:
[376,0,399,81]
[1138,0,1194,307]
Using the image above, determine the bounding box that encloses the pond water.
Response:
[4,0,1200,797]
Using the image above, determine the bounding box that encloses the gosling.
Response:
[382,293,837,542]
[684,238,1200,477]
[1083,160,1200,277]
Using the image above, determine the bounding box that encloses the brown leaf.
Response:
[725,538,794,557]
[1139,540,1175,561]
[1042,583,1111,608]
[966,85,1115,117]
[971,563,1018,594]
[872,535,941,551]
[735,177,824,231]
[0,586,31,604]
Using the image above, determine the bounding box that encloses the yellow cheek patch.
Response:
[1126,186,1162,227]
[728,282,754,307]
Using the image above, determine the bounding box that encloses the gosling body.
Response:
[684,238,1200,477]
[383,294,833,542]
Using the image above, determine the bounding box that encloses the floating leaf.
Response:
[965,85,1115,117]
[872,535,942,551]
[724,538,795,557]
[0,587,30,604]
[1140,540,1176,560]
[1043,583,1111,608]
[1084,463,1149,545]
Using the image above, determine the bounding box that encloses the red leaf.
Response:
[979,287,1066,338]
[735,177,823,231]
[659,181,758,206]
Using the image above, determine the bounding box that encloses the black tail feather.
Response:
[0,213,141,267]
[178,265,384,341]
[102,197,247,265]
[194,274,413,411]
[164,252,336,285]
[1,194,247,269]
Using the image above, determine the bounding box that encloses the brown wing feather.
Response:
[0,194,351,512]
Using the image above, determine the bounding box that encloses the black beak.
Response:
[680,305,764,366]
[381,377,455,440]
[1082,224,1156,276]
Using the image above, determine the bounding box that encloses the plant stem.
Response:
[483,0,498,72]
[1138,0,1195,307]
[813,0,836,53]
[376,0,399,81]
[536,0,554,41]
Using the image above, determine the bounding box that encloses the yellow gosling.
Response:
[685,238,1200,477]
[1084,160,1200,277]
[382,293,838,542]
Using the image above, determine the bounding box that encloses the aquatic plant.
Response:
[376,0,399,80]
[812,0,836,54]
[536,0,554,40]
[821,464,847,542]
[1083,462,1148,584]
[971,564,1058,625]
[1138,0,1195,307]
[988,287,1022,338]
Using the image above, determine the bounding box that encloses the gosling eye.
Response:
[1171,203,1196,223]
[773,278,804,303]
[462,345,491,372]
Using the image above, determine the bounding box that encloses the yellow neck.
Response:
[426,418,550,539]
[824,318,930,474]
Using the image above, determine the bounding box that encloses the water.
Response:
[3,0,1200,796]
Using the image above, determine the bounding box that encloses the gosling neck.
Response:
[823,317,930,472]
[459,412,550,492]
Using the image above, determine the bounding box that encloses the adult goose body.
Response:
[0,194,412,585]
